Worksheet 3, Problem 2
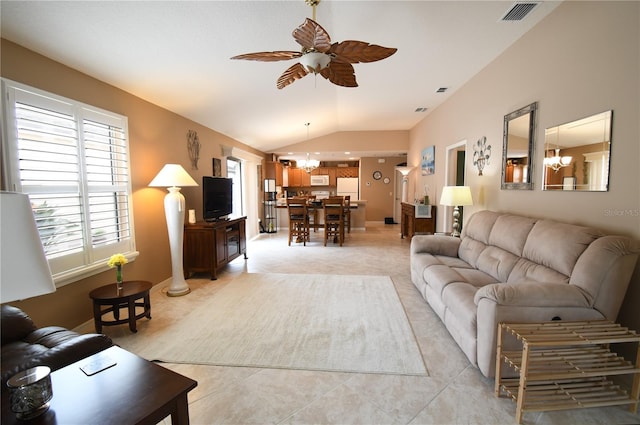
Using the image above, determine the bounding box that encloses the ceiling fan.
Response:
[231,0,397,89]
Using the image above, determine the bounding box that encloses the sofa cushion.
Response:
[507,258,569,284]
[458,237,486,268]
[442,282,478,336]
[488,214,537,256]
[523,219,603,276]
[476,246,519,282]
[461,210,500,243]
[424,264,466,297]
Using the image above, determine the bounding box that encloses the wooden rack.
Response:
[495,321,640,424]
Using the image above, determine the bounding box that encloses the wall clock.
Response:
[373,171,382,180]
[383,177,390,184]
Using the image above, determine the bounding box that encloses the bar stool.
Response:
[287,197,309,246]
[322,196,344,246]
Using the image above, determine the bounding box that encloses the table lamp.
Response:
[149,164,198,296]
[1,192,56,304]
[439,186,473,237]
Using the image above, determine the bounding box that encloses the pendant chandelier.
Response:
[543,148,572,172]
[298,152,319,173]
[297,123,319,173]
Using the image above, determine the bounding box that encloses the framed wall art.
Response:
[212,158,221,176]
[421,145,435,176]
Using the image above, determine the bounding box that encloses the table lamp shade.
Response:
[439,186,473,206]
[149,164,198,188]
[1,192,56,303]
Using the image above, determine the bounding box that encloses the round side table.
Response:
[89,280,152,333]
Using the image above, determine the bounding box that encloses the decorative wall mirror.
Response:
[501,102,537,190]
[542,110,612,191]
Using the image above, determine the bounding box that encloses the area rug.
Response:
[124,273,428,376]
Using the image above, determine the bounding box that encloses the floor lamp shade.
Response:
[1,192,56,303]
[439,186,473,237]
[149,164,198,297]
[395,166,414,203]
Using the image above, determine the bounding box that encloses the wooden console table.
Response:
[400,202,436,239]
[183,216,247,280]
[496,321,640,424]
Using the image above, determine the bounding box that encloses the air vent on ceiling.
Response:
[415,107,428,113]
[436,87,448,93]
[500,2,540,21]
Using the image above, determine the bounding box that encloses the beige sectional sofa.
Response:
[410,210,639,378]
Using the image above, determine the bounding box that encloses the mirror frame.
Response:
[542,110,612,192]
[501,102,537,190]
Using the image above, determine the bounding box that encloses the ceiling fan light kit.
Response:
[299,51,331,74]
[231,0,397,89]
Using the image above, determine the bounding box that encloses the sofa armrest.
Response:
[474,282,591,308]
[1,305,38,345]
[410,235,461,257]
[36,333,113,370]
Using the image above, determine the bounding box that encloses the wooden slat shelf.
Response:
[495,321,640,424]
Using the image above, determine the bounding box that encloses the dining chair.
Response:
[322,196,344,246]
[287,197,310,246]
[306,195,319,232]
[342,195,351,233]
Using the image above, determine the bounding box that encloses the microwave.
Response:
[310,175,330,186]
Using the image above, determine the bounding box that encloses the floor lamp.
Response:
[439,186,473,237]
[149,164,198,297]
[395,166,414,203]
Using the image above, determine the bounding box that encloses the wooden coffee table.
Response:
[89,280,152,333]
[1,346,197,425]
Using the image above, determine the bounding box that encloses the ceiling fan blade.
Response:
[320,62,357,88]
[277,62,309,89]
[329,41,397,63]
[231,51,302,62]
[292,18,331,53]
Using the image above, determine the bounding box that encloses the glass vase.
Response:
[116,265,123,291]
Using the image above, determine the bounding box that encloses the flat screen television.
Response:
[203,176,232,221]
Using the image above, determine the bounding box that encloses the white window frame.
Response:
[2,79,138,287]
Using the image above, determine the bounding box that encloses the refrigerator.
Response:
[336,177,359,200]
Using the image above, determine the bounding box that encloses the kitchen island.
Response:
[275,200,367,231]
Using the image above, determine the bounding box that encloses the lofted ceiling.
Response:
[1,1,560,161]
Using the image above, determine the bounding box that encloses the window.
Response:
[2,79,137,286]
[226,157,243,217]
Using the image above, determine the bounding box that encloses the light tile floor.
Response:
[78,223,640,425]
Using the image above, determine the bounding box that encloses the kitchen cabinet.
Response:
[287,167,310,187]
[335,167,358,179]
[183,217,247,280]
[265,161,283,187]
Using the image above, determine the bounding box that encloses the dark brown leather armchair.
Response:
[1,305,113,384]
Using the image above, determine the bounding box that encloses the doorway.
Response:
[443,141,467,232]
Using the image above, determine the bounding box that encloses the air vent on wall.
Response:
[500,2,540,21]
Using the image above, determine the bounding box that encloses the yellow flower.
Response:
[108,253,128,268]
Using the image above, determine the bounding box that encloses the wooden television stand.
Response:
[183,216,247,280]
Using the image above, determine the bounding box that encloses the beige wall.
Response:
[275,130,409,155]
[1,39,266,329]
[407,2,640,332]
[359,156,406,221]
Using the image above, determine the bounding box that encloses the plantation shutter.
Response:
[2,80,136,284]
